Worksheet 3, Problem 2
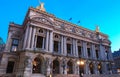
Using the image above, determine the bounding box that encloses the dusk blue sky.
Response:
[0,0,120,52]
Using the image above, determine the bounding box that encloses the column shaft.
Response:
[49,31,53,52]
[26,26,32,49]
[31,27,36,49]
[23,25,29,49]
[83,41,88,58]
[72,39,76,56]
[100,45,105,60]
[45,30,49,51]
[63,37,67,55]
[75,40,78,57]
[92,44,96,59]
[61,36,64,54]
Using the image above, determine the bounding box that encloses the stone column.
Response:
[23,25,29,49]
[46,58,52,76]
[31,27,36,49]
[5,31,12,52]
[23,56,32,77]
[72,39,76,56]
[42,38,45,49]
[0,54,8,74]
[49,31,53,52]
[101,62,107,74]
[108,47,113,61]
[83,41,88,58]
[75,40,78,57]
[26,26,32,49]
[34,35,37,48]
[63,36,67,55]
[61,36,64,54]
[94,62,98,74]
[45,30,49,51]
[99,44,105,60]
[92,44,96,59]
[84,61,89,74]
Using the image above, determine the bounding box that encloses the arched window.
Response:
[53,59,60,74]
[67,61,73,74]
[98,63,102,74]
[32,57,42,73]
[89,62,94,74]
[39,29,44,33]
[55,35,59,38]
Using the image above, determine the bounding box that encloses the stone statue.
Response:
[36,2,46,12]
[24,56,32,68]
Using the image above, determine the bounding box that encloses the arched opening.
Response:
[53,59,60,74]
[32,57,42,73]
[98,63,102,74]
[89,62,94,74]
[6,61,15,73]
[67,61,73,74]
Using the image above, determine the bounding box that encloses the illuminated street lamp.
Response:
[77,58,84,77]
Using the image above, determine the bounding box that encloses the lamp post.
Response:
[77,58,84,77]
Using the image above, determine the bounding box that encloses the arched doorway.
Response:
[98,63,102,74]
[89,62,94,74]
[67,60,73,74]
[53,59,60,74]
[32,57,42,73]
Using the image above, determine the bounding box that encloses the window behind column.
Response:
[54,41,59,52]
[87,43,91,58]
[77,40,82,57]
[95,50,99,59]
[66,38,72,55]
[78,46,81,56]
[36,28,46,49]
[95,45,99,59]
[87,48,91,57]
[36,36,43,48]
[53,34,61,53]
[11,39,19,52]
[105,47,109,60]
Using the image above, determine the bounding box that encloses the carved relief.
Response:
[32,17,53,26]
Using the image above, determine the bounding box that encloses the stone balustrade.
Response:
[83,74,120,77]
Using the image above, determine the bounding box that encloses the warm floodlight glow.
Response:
[77,60,84,65]
[80,61,84,65]
[50,74,52,77]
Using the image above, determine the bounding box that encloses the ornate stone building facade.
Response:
[0,3,115,77]
[113,49,120,74]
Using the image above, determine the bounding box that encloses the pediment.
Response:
[31,16,54,26]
